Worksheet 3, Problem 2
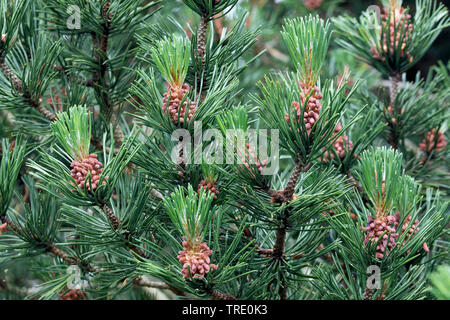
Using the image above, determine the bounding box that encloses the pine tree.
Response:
[0,0,448,301]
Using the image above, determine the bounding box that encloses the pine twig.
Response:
[241,225,273,257]
[197,16,208,64]
[282,159,304,202]
[0,55,57,122]
[24,92,57,122]
[100,203,119,230]
[133,278,171,290]
[390,73,400,108]
[272,159,305,258]
[178,136,186,171]
[209,288,237,300]
[133,277,187,297]
[195,15,209,101]
[278,280,288,300]
[2,218,95,272]
[100,203,145,257]
[111,112,124,148]
[270,159,311,299]
[272,216,288,260]
[91,1,124,148]
[0,55,23,93]
[45,243,78,265]
[387,73,401,150]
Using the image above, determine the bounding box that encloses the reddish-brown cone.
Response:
[238,143,268,177]
[370,6,414,63]
[198,180,219,200]
[70,154,107,191]
[362,214,399,259]
[286,81,322,135]
[162,83,196,125]
[398,213,420,250]
[419,129,447,154]
[177,240,218,280]
[59,288,86,300]
[245,143,267,174]
[363,212,423,259]
[322,123,354,162]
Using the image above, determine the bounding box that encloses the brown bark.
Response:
[0,56,57,122]
[100,203,119,230]
[209,289,237,300]
[387,73,401,150]
[197,16,208,64]
[45,243,78,265]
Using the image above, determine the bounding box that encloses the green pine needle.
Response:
[0,136,26,217]
[164,185,214,243]
[281,15,332,87]
[50,106,92,161]
[356,147,405,216]
[150,36,191,87]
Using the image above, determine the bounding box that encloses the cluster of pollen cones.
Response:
[286,81,322,135]
[370,6,414,63]
[419,129,446,154]
[323,123,355,161]
[198,179,219,200]
[70,154,107,191]
[177,239,218,280]
[162,83,196,125]
[362,212,426,259]
[240,143,268,175]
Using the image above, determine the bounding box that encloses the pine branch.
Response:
[241,225,273,257]
[133,277,186,297]
[24,92,57,122]
[387,73,401,149]
[100,203,119,230]
[278,278,288,300]
[282,159,304,201]
[0,55,57,122]
[270,160,312,299]
[133,278,171,290]
[208,288,237,300]
[390,73,401,108]
[0,55,22,93]
[111,112,124,148]
[45,243,77,265]
[252,159,313,264]
[178,137,186,171]
[197,16,208,64]
[3,218,95,273]
[195,15,209,100]
[99,203,147,258]
[90,1,123,147]
[272,216,288,260]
